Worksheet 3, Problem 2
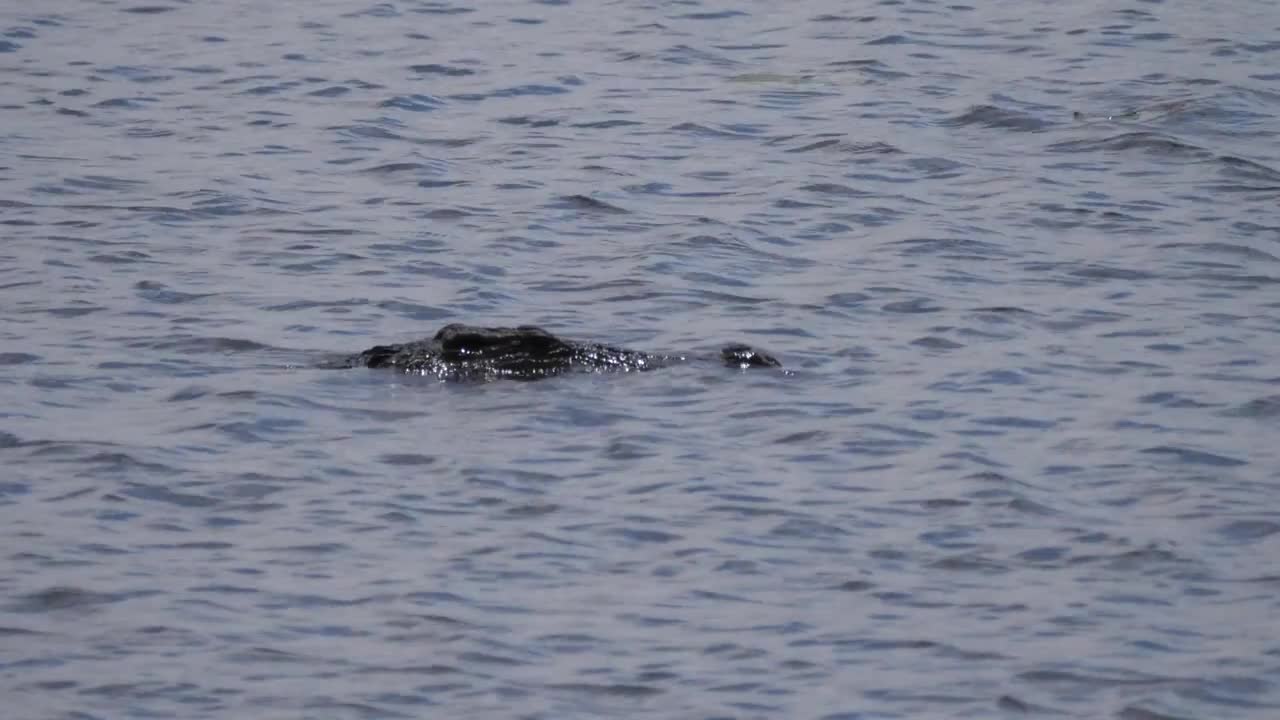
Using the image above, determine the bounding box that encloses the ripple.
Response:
[1048,132,1211,157]
[1217,520,1280,542]
[1117,706,1195,720]
[3,3,1280,719]
[408,63,475,76]
[548,682,663,697]
[132,336,274,354]
[943,104,1056,132]
[550,194,630,214]
[8,587,157,613]
[1141,446,1248,467]
[380,94,446,112]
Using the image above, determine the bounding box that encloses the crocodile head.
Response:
[720,343,782,369]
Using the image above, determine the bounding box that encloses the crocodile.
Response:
[337,323,781,382]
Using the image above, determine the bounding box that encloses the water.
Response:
[2,1,1279,718]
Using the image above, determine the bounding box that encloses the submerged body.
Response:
[341,323,781,382]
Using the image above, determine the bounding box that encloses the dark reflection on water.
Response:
[2,0,1279,718]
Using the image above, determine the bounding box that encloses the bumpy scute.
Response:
[342,323,780,382]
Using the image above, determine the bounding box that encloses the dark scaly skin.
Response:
[341,323,781,382]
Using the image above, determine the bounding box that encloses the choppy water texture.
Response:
[3,1,1279,718]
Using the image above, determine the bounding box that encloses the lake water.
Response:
[2,1,1279,718]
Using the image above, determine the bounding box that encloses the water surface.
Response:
[2,1,1279,718]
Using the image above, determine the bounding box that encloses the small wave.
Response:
[407,63,475,76]
[133,336,275,354]
[331,124,479,147]
[782,137,901,154]
[134,281,212,305]
[942,105,1055,132]
[451,84,570,102]
[551,195,630,214]
[1141,445,1247,467]
[122,5,177,14]
[1048,131,1211,157]
[799,182,872,197]
[360,162,446,175]
[1158,242,1279,263]
[670,121,761,139]
[1220,396,1280,419]
[380,94,446,112]
[890,236,1011,258]
[8,586,156,613]
[0,352,41,365]
[1218,155,1280,182]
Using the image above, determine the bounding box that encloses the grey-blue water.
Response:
[2,1,1278,718]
